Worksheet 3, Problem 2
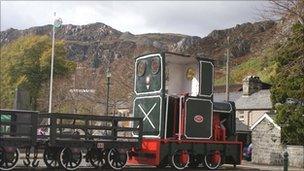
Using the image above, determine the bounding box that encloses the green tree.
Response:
[271,23,304,145]
[0,35,76,110]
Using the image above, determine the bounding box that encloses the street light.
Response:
[225,36,230,101]
[106,68,111,116]
[48,12,62,113]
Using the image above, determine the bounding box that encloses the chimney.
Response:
[242,76,262,96]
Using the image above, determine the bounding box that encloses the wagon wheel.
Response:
[88,148,106,168]
[59,147,82,171]
[0,146,4,167]
[171,150,190,170]
[107,148,128,170]
[0,147,19,171]
[43,146,60,168]
[203,150,222,170]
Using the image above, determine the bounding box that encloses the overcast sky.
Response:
[1,1,270,37]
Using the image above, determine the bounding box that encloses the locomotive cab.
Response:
[165,53,199,96]
[164,53,214,140]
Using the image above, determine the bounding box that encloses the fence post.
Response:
[283,150,289,171]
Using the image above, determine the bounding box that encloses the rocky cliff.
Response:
[0,20,281,113]
[1,20,277,69]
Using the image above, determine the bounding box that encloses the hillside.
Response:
[1,20,277,70]
[0,20,281,113]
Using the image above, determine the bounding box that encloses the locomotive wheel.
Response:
[59,147,82,171]
[88,148,106,168]
[43,146,60,168]
[107,148,128,170]
[203,150,222,170]
[0,147,19,171]
[171,150,190,170]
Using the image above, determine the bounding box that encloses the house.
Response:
[214,75,273,145]
[115,101,131,117]
[214,76,304,168]
[251,113,304,168]
[250,113,283,165]
[214,76,273,127]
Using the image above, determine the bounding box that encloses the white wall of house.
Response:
[236,110,270,126]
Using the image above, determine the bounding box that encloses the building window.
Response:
[239,114,245,121]
[237,110,245,121]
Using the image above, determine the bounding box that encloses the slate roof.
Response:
[213,83,271,94]
[250,113,280,130]
[214,90,273,110]
[235,90,272,110]
[214,92,242,102]
[235,118,251,132]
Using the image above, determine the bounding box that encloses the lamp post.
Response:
[106,68,111,116]
[48,12,62,113]
[225,36,230,101]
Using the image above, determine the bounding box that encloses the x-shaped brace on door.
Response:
[138,103,157,129]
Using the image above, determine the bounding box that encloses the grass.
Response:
[215,49,277,86]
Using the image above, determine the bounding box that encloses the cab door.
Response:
[184,97,213,139]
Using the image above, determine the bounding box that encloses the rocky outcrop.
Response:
[171,36,201,53]
[201,20,277,59]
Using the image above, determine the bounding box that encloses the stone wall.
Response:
[252,117,304,168]
[252,118,284,165]
[286,145,304,168]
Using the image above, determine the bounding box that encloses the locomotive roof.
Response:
[134,52,214,63]
[134,52,189,59]
[166,53,196,64]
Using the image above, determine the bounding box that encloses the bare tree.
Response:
[261,0,304,24]
[102,56,134,115]
[38,64,106,115]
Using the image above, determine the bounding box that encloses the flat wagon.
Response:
[0,110,142,170]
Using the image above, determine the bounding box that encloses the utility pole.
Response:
[226,36,230,101]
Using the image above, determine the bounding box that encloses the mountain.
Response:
[0,20,286,113]
[1,20,277,70]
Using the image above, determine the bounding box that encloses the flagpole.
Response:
[48,12,62,113]
[48,12,56,113]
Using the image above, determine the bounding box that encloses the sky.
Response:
[1,1,271,37]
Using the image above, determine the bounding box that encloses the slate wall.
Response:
[252,118,284,165]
